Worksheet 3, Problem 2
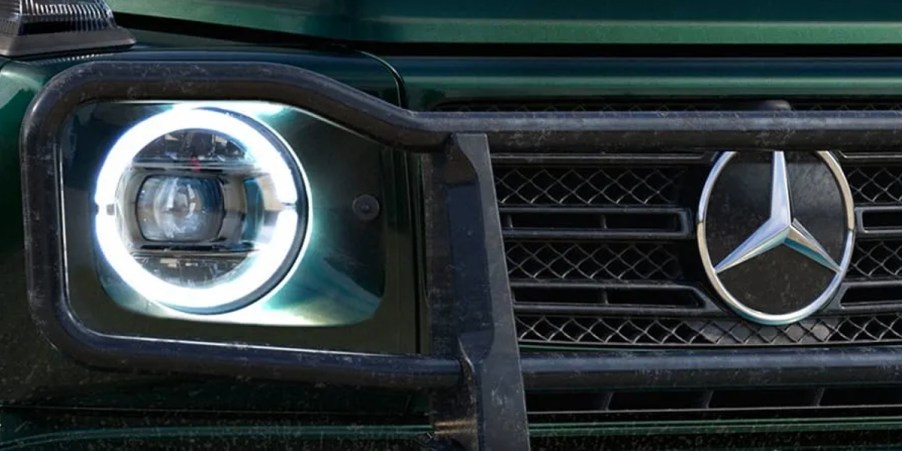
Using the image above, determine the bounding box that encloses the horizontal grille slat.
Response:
[511,282,707,311]
[527,385,902,419]
[858,207,902,236]
[501,208,691,240]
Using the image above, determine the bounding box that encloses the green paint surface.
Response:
[110,0,902,44]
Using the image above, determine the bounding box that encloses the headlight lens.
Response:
[93,107,308,314]
[136,176,224,242]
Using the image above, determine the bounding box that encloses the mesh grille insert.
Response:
[495,166,684,207]
[847,166,902,205]
[850,240,902,280]
[516,313,902,347]
[506,241,682,282]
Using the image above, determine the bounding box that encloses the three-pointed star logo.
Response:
[714,151,841,274]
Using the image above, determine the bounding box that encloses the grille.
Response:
[442,99,902,348]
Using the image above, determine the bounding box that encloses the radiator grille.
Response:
[500,156,902,347]
[437,98,902,348]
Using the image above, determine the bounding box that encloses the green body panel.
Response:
[0,408,434,449]
[5,412,902,448]
[385,57,902,110]
[110,0,902,45]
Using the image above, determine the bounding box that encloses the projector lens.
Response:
[136,176,224,242]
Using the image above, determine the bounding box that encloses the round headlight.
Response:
[94,107,308,314]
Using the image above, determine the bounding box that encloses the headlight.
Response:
[22,61,421,382]
[51,99,389,329]
[93,108,309,314]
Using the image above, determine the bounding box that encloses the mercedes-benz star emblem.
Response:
[698,151,855,325]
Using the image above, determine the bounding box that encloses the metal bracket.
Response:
[423,134,529,450]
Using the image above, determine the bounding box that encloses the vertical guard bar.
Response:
[423,134,530,450]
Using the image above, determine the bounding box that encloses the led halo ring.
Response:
[94,107,308,314]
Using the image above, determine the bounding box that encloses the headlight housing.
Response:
[93,107,309,314]
[54,99,392,330]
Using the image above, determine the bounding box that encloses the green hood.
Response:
[109,0,902,45]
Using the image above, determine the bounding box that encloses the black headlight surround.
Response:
[63,101,398,335]
[21,61,462,388]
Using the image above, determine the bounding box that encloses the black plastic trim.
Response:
[490,151,718,165]
[0,28,134,57]
[521,348,902,390]
[856,206,902,237]
[422,134,529,449]
[836,281,902,313]
[511,281,718,316]
[500,207,692,240]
